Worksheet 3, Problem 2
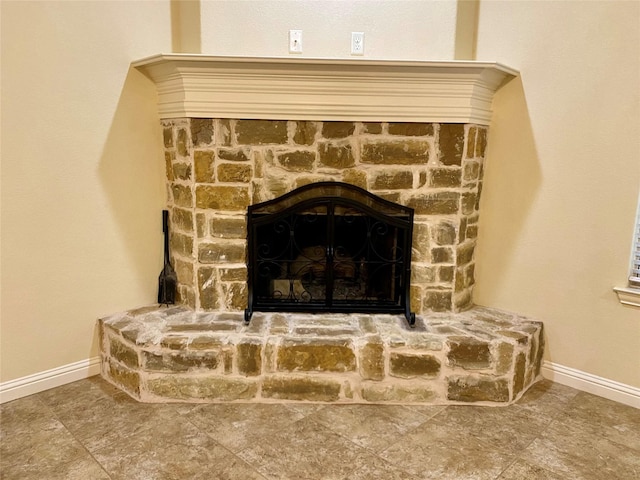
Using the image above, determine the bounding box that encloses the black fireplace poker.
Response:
[158,209,177,305]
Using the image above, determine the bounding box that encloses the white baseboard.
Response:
[542,361,640,409]
[0,357,101,404]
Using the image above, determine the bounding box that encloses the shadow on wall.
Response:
[97,66,166,308]
[474,76,541,304]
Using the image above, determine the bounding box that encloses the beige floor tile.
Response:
[379,420,515,480]
[520,415,640,480]
[496,458,565,480]
[92,414,266,480]
[307,404,430,452]
[429,403,551,454]
[236,415,369,479]
[186,402,306,452]
[46,388,181,453]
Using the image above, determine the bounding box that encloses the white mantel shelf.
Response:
[133,54,518,125]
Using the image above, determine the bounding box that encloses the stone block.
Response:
[371,170,413,190]
[318,142,355,169]
[165,152,174,181]
[438,124,464,166]
[222,282,248,310]
[147,376,258,401]
[411,222,430,262]
[160,335,190,350]
[170,232,193,258]
[466,126,478,158]
[143,351,219,372]
[447,376,509,403]
[359,340,385,380]
[193,150,215,183]
[496,342,514,375]
[198,267,219,310]
[174,259,194,287]
[237,341,262,376]
[278,151,316,172]
[198,241,245,264]
[411,264,436,284]
[464,161,480,181]
[171,184,192,208]
[406,192,460,215]
[477,128,488,158]
[388,123,433,136]
[431,247,453,264]
[209,217,246,239]
[447,337,491,369]
[322,121,355,138]
[163,127,173,148]
[217,163,252,183]
[361,140,429,165]
[429,168,462,188]
[342,169,368,189]
[172,208,193,233]
[176,127,189,157]
[110,338,139,368]
[218,148,249,162]
[173,162,191,181]
[423,290,452,312]
[177,285,196,308]
[196,213,207,237]
[108,360,140,396]
[262,376,341,401]
[236,120,288,145]
[389,352,440,378]
[189,336,223,350]
[361,383,436,402]
[219,119,232,146]
[513,353,526,397]
[362,122,382,134]
[457,242,475,266]
[432,221,457,245]
[461,192,477,215]
[294,121,317,145]
[191,119,213,146]
[277,339,356,372]
[438,266,454,283]
[195,185,250,211]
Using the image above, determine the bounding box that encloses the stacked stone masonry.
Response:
[99,305,544,405]
[163,119,487,314]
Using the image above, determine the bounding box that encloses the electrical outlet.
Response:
[289,30,302,54]
[351,32,364,55]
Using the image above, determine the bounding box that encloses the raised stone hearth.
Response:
[99,305,543,405]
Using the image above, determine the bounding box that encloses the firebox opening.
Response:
[245,182,416,326]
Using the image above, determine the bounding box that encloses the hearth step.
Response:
[98,305,544,405]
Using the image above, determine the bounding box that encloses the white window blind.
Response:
[630,202,640,287]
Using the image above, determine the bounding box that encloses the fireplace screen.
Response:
[244,182,416,326]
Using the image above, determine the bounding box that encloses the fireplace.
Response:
[245,182,415,325]
[96,56,546,406]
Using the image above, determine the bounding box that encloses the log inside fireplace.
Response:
[244,182,416,326]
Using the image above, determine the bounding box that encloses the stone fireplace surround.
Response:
[99,55,544,405]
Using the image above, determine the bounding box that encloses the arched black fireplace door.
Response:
[244,182,416,326]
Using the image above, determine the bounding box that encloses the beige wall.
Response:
[199,0,459,59]
[0,1,171,382]
[474,0,640,388]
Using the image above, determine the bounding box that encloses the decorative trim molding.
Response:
[613,286,640,308]
[541,361,640,409]
[0,357,101,404]
[132,54,518,125]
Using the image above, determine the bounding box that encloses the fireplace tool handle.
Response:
[158,210,177,305]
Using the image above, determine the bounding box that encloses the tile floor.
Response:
[1,377,638,479]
